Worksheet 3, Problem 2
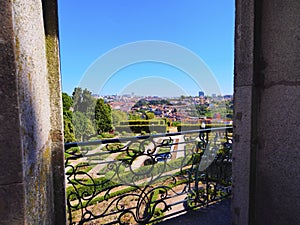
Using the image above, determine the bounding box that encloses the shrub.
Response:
[115,125,167,134]
[106,143,124,151]
[172,121,181,127]
[177,123,226,132]
[89,136,99,141]
[66,177,117,202]
[65,147,81,159]
[65,162,93,175]
[98,133,115,139]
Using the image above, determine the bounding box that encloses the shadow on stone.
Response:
[156,199,231,225]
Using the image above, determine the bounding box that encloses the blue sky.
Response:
[58,0,235,97]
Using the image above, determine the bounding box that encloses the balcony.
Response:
[65,127,232,225]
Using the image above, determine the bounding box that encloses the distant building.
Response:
[198,91,204,97]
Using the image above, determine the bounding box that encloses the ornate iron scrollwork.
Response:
[65,127,232,224]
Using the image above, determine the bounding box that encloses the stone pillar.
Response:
[0,0,65,224]
[233,0,300,225]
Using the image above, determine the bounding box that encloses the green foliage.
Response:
[98,133,115,139]
[119,120,165,126]
[62,92,75,142]
[133,99,171,108]
[113,156,193,183]
[65,162,93,175]
[64,147,81,159]
[128,113,142,120]
[195,104,209,116]
[73,111,95,141]
[63,113,75,142]
[177,123,225,132]
[66,177,117,202]
[62,92,73,111]
[157,147,170,154]
[115,125,167,134]
[172,121,181,127]
[111,110,128,125]
[70,186,138,211]
[95,98,113,133]
[89,136,99,141]
[116,120,166,134]
[145,111,155,120]
[225,99,234,119]
[205,111,213,118]
[187,103,210,117]
[71,88,98,141]
[105,143,124,151]
[72,87,96,120]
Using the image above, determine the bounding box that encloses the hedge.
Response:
[115,125,167,134]
[119,120,165,126]
[177,124,230,132]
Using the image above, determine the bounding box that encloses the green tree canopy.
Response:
[72,87,96,120]
[63,113,75,142]
[62,92,75,142]
[73,111,95,141]
[112,110,128,125]
[197,104,209,116]
[128,113,142,120]
[133,98,171,108]
[71,88,98,140]
[62,92,73,111]
[95,98,112,134]
[145,111,155,120]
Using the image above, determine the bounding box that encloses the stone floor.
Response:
[156,199,231,225]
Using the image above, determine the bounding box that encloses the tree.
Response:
[72,87,82,111]
[133,98,171,108]
[62,92,73,111]
[145,111,155,120]
[195,104,209,116]
[71,87,98,140]
[62,92,75,142]
[112,110,128,125]
[95,98,112,134]
[128,113,142,120]
[73,111,95,141]
[63,112,75,142]
[72,87,96,120]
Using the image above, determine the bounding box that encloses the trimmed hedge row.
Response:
[119,120,165,126]
[115,125,167,134]
[177,124,230,132]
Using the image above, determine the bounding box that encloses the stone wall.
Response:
[233,0,300,225]
[0,0,25,224]
[0,0,65,224]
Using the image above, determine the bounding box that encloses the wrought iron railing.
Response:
[65,127,232,225]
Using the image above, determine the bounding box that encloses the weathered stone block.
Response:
[0,183,25,224]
